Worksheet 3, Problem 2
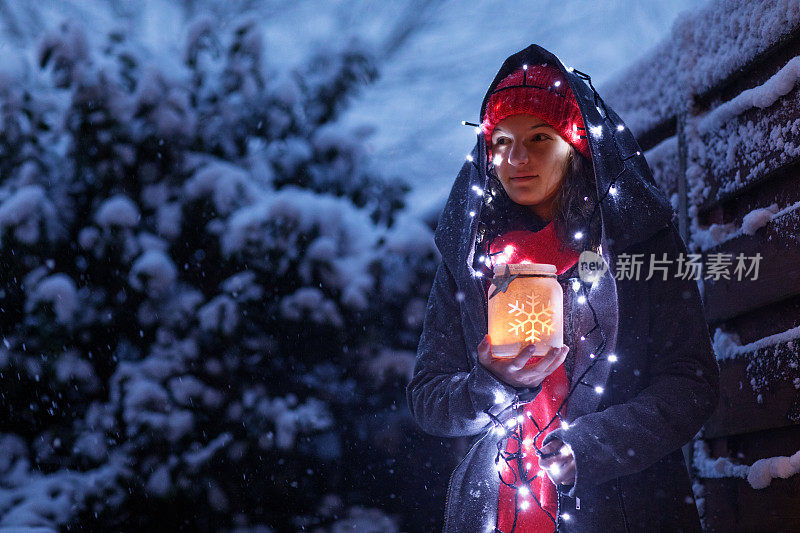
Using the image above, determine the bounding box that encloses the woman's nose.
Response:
[507,142,529,166]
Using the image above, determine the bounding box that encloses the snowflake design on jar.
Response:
[507,292,555,343]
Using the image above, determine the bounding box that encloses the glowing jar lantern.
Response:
[488,263,563,358]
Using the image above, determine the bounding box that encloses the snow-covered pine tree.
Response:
[0,15,438,531]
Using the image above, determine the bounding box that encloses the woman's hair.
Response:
[549,145,601,248]
[475,145,600,271]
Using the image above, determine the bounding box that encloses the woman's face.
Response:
[490,114,571,221]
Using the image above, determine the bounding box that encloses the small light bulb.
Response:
[469,211,476,217]
[609,184,618,195]
[608,354,618,363]
[566,66,574,72]
[492,154,503,166]
[466,154,474,162]
[554,81,561,87]
[550,463,561,475]
[561,421,570,430]
[479,255,485,262]
[504,244,515,255]
[562,513,571,521]
[589,353,595,359]
[590,125,603,137]
[526,462,532,470]
[636,151,641,156]
[594,385,604,394]
[516,415,524,423]
[474,127,481,134]
[560,446,571,456]
[617,124,625,131]
[474,271,484,278]
[522,64,528,70]
[520,500,530,510]
[577,295,587,304]
[519,486,530,496]
[574,231,584,240]
[580,335,586,341]
[494,390,505,404]
[571,280,581,292]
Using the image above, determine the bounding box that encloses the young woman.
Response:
[406,44,719,532]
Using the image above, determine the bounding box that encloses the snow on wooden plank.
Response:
[694,433,800,488]
[604,0,800,141]
[697,56,800,138]
[701,203,800,322]
[692,196,800,252]
[687,77,800,210]
[722,295,800,363]
[679,0,800,99]
[699,425,800,529]
[704,338,800,439]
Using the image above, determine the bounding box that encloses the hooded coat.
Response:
[406,44,720,532]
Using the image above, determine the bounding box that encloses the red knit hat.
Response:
[481,64,590,160]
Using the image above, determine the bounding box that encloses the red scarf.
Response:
[489,223,578,532]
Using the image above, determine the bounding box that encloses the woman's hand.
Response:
[477,334,569,389]
[537,438,576,486]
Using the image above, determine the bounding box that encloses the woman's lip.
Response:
[512,175,538,180]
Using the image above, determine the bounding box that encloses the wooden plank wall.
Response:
[603,2,800,531]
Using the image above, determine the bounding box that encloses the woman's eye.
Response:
[494,137,509,146]
[531,133,548,141]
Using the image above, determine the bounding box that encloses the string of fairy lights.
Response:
[461,62,642,532]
